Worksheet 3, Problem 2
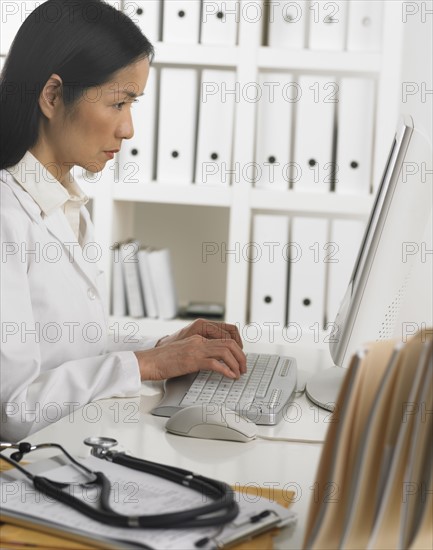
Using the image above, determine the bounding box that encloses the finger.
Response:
[205,358,238,379]
[205,341,245,378]
[201,321,244,349]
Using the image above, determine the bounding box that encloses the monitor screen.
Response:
[306,115,432,411]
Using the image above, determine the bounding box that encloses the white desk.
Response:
[23,343,333,549]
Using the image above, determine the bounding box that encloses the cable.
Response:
[256,434,325,445]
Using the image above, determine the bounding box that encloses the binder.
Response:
[119,66,158,184]
[346,0,384,52]
[326,219,365,325]
[254,71,294,190]
[201,0,239,46]
[137,247,158,319]
[308,0,347,51]
[123,0,161,43]
[0,0,39,55]
[249,214,290,326]
[157,68,198,184]
[121,240,145,318]
[111,243,127,316]
[292,75,336,192]
[287,217,328,330]
[195,69,236,186]
[267,0,307,49]
[146,248,178,319]
[162,0,200,44]
[335,77,375,195]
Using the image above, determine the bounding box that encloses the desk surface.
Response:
[21,342,334,549]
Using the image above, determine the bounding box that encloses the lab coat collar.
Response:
[6,151,88,216]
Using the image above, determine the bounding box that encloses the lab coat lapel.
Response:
[43,209,100,290]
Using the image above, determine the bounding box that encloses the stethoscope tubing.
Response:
[1,441,239,529]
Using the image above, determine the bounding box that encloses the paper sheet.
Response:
[0,456,296,549]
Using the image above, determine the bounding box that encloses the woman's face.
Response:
[35,57,150,180]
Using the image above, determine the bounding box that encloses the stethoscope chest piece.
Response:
[84,437,118,457]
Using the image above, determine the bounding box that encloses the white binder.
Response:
[119,66,157,184]
[255,72,294,190]
[157,68,198,184]
[122,241,145,318]
[0,1,39,55]
[335,77,375,195]
[326,219,365,325]
[287,217,328,330]
[111,243,127,317]
[137,248,158,319]
[147,249,178,320]
[123,1,161,43]
[249,214,290,326]
[195,69,236,186]
[162,0,200,44]
[201,0,238,46]
[268,0,308,49]
[308,0,347,51]
[292,75,336,192]
[347,0,384,52]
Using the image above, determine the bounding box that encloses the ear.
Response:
[38,74,64,118]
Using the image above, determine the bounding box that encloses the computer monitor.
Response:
[306,115,433,411]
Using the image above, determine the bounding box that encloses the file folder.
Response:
[0,0,39,55]
[326,219,365,325]
[111,243,127,317]
[308,0,347,51]
[267,0,307,49]
[137,248,158,318]
[249,214,290,326]
[255,71,294,190]
[195,69,236,186]
[157,68,198,184]
[123,0,161,44]
[335,77,375,195]
[119,66,158,184]
[347,0,384,52]
[287,217,327,330]
[292,75,336,192]
[201,0,239,46]
[122,240,145,318]
[162,0,200,44]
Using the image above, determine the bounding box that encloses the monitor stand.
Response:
[305,367,345,412]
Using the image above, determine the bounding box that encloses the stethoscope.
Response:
[0,437,239,529]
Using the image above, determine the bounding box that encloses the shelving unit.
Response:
[1,1,407,348]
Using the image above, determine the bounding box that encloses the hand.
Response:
[156,318,244,350]
[134,334,247,381]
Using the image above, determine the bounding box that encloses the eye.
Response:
[114,99,139,111]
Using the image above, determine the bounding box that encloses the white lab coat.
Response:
[0,169,159,442]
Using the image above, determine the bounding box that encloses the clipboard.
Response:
[0,459,295,550]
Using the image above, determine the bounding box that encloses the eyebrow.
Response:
[123,91,144,99]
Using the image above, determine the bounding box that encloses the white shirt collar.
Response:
[6,151,89,216]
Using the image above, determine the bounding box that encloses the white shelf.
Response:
[113,182,232,207]
[258,48,382,74]
[250,189,374,218]
[153,42,239,67]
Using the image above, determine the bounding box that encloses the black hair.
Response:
[0,0,154,170]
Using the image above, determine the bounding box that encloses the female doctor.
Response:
[0,0,246,442]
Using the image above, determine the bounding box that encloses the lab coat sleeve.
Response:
[0,219,143,443]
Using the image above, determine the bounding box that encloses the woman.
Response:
[0,0,246,442]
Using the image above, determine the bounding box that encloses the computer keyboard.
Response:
[151,353,297,425]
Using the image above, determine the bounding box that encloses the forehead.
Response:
[103,57,150,98]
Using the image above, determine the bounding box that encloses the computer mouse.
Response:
[165,404,257,443]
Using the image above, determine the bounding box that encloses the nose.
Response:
[116,108,134,141]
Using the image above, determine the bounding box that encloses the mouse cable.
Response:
[256,434,324,445]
